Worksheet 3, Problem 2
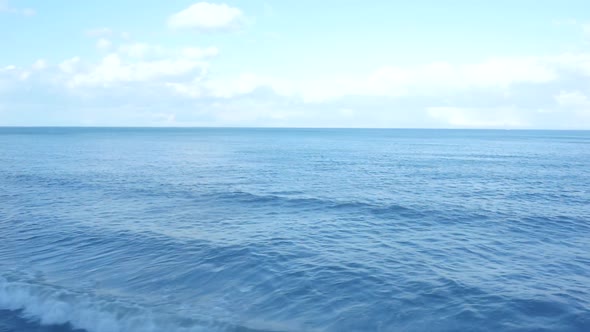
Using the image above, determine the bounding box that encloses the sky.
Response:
[1,0,590,128]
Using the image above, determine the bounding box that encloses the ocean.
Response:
[0,128,589,332]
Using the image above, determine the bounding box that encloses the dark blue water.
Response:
[0,128,589,332]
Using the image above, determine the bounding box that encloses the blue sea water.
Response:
[0,128,589,332]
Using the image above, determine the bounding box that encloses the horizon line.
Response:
[0,126,589,131]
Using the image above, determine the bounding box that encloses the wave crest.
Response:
[0,276,211,332]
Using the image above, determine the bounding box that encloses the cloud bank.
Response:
[1,2,590,128]
[168,2,244,32]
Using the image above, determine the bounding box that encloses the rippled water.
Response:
[0,128,589,332]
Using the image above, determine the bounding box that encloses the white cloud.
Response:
[32,59,47,70]
[288,56,559,103]
[462,57,556,87]
[555,91,590,117]
[1,65,16,71]
[204,73,268,98]
[0,64,29,81]
[3,27,590,128]
[0,0,35,16]
[165,81,202,98]
[59,57,81,74]
[2,60,49,83]
[551,53,590,75]
[181,46,219,59]
[118,43,154,58]
[117,43,218,60]
[297,77,362,102]
[18,71,30,81]
[168,2,244,31]
[555,90,589,108]
[68,54,206,87]
[427,107,528,128]
[166,73,268,99]
[96,38,112,51]
[58,42,220,88]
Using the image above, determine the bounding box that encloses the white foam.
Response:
[0,276,213,332]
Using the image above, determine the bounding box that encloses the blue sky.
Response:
[1,0,590,128]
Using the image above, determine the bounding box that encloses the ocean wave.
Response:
[0,276,217,332]
[0,275,308,332]
[204,190,423,218]
[5,172,425,221]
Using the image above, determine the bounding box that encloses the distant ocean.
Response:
[0,128,589,332]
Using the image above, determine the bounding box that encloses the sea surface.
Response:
[0,128,589,332]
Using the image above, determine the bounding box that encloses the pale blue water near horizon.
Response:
[0,128,589,332]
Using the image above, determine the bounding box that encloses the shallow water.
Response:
[0,128,589,331]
